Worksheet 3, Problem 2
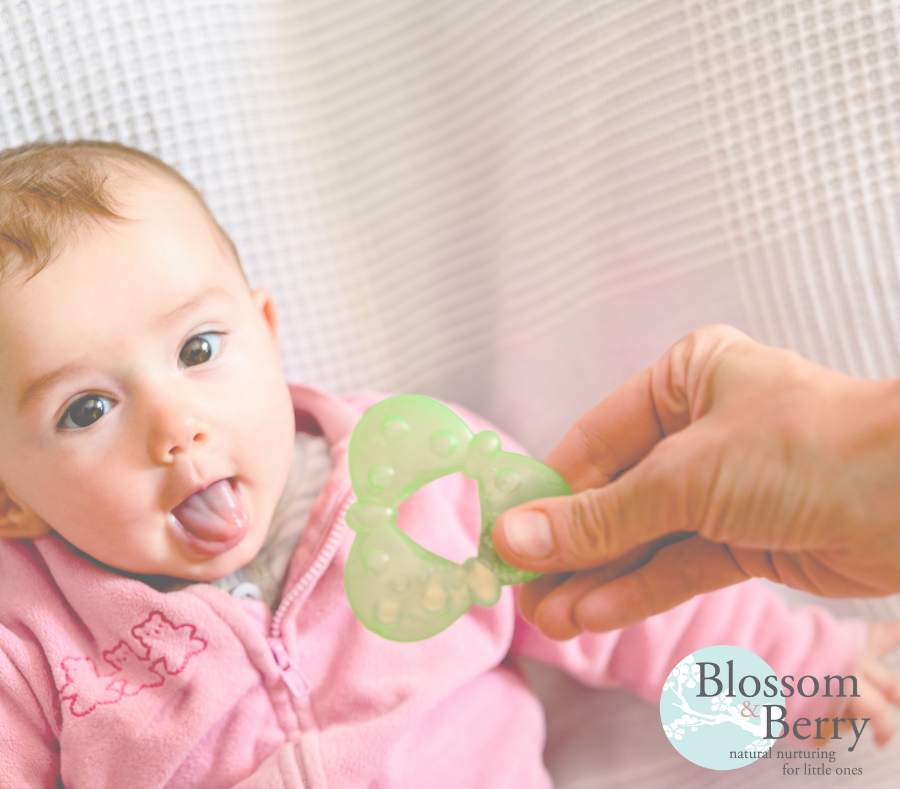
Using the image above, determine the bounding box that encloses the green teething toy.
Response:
[345,394,571,642]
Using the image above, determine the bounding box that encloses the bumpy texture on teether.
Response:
[345,395,571,642]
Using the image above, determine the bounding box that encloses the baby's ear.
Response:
[251,288,279,342]
[0,484,51,539]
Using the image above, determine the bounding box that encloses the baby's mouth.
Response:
[171,478,248,546]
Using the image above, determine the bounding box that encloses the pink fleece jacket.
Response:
[0,385,866,788]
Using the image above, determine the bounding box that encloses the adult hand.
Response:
[492,325,900,640]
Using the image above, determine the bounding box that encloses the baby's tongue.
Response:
[172,479,247,542]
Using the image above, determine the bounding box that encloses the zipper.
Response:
[267,482,354,694]
[268,638,312,697]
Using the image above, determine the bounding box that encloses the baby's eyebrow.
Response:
[18,363,82,412]
[160,286,231,325]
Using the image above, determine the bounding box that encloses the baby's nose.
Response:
[167,426,207,457]
[147,403,210,464]
[156,423,207,463]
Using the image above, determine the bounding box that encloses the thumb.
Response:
[493,437,692,572]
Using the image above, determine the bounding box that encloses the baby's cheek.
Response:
[231,379,295,476]
[43,465,150,541]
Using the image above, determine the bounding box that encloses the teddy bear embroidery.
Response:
[57,611,207,718]
[132,611,207,674]
[105,642,165,695]
[58,657,126,717]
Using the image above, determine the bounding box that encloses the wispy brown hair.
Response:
[0,140,240,283]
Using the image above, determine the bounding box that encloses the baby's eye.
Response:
[179,333,222,367]
[59,395,114,430]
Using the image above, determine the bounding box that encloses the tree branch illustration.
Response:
[664,659,767,738]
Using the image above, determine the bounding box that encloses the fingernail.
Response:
[504,511,554,559]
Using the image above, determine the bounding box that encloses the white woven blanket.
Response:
[2,1,898,785]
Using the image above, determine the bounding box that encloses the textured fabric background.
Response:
[2,1,899,786]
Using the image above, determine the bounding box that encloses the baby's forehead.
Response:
[11,169,221,288]
[1,169,232,306]
[107,164,216,224]
[0,182,246,379]
[109,166,243,273]
[0,143,241,289]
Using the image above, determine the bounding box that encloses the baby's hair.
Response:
[0,140,241,283]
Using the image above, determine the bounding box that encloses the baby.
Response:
[0,141,898,788]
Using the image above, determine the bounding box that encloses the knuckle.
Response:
[669,540,706,591]
[629,567,665,621]
[571,421,621,483]
[563,490,617,563]
[659,537,727,596]
[646,440,694,526]
[671,325,744,374]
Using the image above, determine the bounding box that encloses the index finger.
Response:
[545,367,663,492]
[547,327,740,490]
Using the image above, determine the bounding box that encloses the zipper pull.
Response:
[268,638,312,698]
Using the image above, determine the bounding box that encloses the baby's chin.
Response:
[107,553,260,592]
[58,525,271,587]
[168,529,270,583]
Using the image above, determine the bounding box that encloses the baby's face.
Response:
[0,169,296,580]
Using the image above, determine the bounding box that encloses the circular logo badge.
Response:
[660,645,777,770]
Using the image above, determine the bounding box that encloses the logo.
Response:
[660,645,776,770]
[661,644,873,773]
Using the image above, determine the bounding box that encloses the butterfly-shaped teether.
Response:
[345,394,571,642]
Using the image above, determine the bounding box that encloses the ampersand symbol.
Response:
[740,701,760,718]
